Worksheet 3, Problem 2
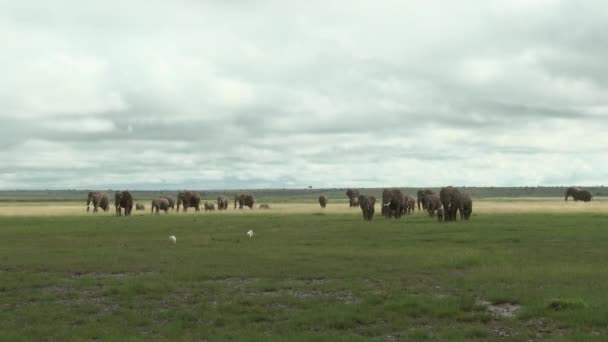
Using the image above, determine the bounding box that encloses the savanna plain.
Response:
[1,191,607,341]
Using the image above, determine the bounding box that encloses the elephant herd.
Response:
[86,191,256,216]
[345,187,472,222]
[87,186,593,218]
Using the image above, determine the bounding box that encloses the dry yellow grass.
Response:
[0,197,605,216]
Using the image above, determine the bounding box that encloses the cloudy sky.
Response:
[1,1,607,190]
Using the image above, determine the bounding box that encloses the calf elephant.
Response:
[135,203,145,211]
[115,191,134,216]
[151,198,171,214]
[436,206,444,222]
[564,187,592,202]
[160,196,176,210]
[87,191,110,213]
[417,189,435,211]
[177,191,201,212]
[358,194,376,221]
[217,196,229,210]
[346,189,360,207]
[318,195,328,208]
[460,192,473,220]
[405,195,416,214]
[234,193,255,209]
[424,193,442,217]
[439,186,463,222]
[204,202,215,211]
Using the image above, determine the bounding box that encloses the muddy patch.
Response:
[247,289,360,304]
[69,271,157,279]
[476,299,521,318]
[204,277,258,288]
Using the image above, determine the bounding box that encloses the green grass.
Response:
[1,212,608,340]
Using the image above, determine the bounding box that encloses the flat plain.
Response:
[1,196,607,340]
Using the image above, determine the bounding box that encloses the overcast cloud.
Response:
[1,1,607,190]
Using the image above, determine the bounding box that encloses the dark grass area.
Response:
[1,213,608,340]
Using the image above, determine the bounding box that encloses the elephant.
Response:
[460,192,473,220]
[151,198,171,214]
[259,203,270,209]
[436,206,444,222]
[405,195,416,214]
[234,193,255,209]
[114,191,134,216]
[424,193,442,217]
[564,187,592,202]
[382,188,406,218]
[160,196,176,210]
[204,202,216,211]
[346,189,360,207]
[417,189,435,211]
[135,203,145,211]
[176,191,201,212]
[358,194,376,221]
[318,195,328,208]
[439,186,463,222]
[217,196,229,210]
[86,191,110,213]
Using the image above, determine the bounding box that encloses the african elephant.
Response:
[234,193,255,209]
[424,193,442,217]
[436,206,444,222]
[358,194,376,221]
[86,191,110,213]
[135,203,145,211]
[564,187,592,202]
[460,192,473,220]
[217,196,229,210]
[160,196,176,210]
[405,195,416,214]
[176,191,201,212]
[346,189,360,207]
[382,188,406,218]
[318,195,328,208]
[417,189,435,211]
[439,186,463,222]
[151,198,171,214]
[204,202,215,211]
[115,191,134,216]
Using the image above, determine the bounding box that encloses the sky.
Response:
[1,1,607,190]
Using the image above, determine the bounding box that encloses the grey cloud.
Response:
[1,1,607,189]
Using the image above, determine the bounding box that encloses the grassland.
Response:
[1,199,607,340]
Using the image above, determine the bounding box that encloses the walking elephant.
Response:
[86,191,110,213]
[151,198,171,214]
[318,195,328,208]
[217,196,229,210]
[358,194,376,221]
[204,202,215,211]
[424,193,442,217]
[177,191,201,212]
[234,193,255,209]
[382,188,406,218]
[439,186,463,222]
[417,189,435,211]
[405,195,416,214]
[460,192,473,220]
[160,196,176,210]
[346,189,360,207]
[436,206,444,222]
[115,191,134,216]
[564,187,592,202]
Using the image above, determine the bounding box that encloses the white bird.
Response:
[247,230,254,238]
[169,235,176,243]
